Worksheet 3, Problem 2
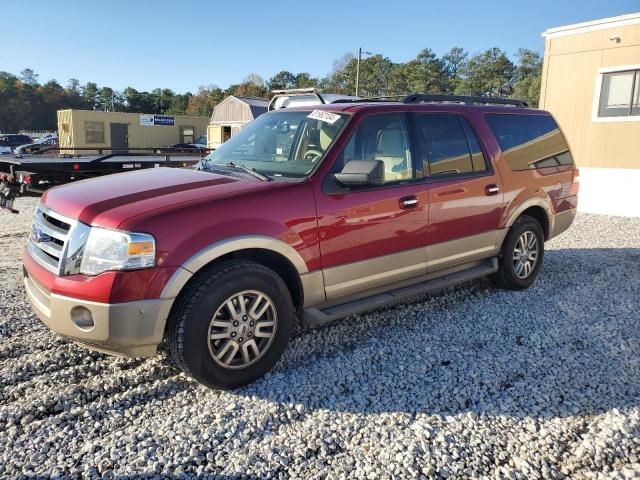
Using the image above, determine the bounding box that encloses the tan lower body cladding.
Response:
[322,230,505,301]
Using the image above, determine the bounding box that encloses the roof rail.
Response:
[331,93,529,107]
[331,95,403,104]
[402,93,529,107]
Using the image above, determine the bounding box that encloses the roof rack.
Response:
[331,95,403,104]
[402,94,529,107]
[331,93,529,108]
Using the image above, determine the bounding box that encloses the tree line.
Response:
[0,47,542,133]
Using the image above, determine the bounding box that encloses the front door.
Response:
[412,112,504,271]
[315,113,429,301]
[110,123,129,152]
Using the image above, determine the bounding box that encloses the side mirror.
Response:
[333,160,384,187]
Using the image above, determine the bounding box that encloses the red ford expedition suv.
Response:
[23,94,578,389]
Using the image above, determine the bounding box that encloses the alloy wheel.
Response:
[512,230,539,279]
[207,290,277,369]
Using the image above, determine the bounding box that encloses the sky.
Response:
[3,0,639,93]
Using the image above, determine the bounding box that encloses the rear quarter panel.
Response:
[476,111,577,229]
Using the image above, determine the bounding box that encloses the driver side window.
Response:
[337,114,415,183]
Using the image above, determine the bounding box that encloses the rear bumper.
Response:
[24,269,172,357]
[549,207,577,239]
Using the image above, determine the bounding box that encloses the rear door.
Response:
[315,113,429,301]
[412,112,505,271]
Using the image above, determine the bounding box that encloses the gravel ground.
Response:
[1,196,639,479]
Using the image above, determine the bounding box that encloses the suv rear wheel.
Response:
[490,214,544,290]
[167,260,294,389]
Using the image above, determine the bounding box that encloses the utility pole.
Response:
[355,47,362,98]
[355,48,372,98]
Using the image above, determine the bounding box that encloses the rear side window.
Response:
[485,114,573,170]
[414,113,487,176]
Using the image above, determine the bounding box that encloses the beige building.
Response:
[57,110,209,153]
[540,13,640,216]
[207,96,268,149]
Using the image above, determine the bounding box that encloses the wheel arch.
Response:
[160,236,308,318]
[504,199,550,240]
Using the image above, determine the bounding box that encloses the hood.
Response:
[41,167,268,228]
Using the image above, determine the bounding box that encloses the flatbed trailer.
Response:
[0,147,209,213]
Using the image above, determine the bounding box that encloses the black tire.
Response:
[167,260,294,389]
[490,215,544,290]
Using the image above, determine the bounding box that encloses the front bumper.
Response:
[24,269,172,357]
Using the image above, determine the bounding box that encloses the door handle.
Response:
[399,196,419,209]
[485,184,500,196]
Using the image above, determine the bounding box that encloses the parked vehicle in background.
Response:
[0,149,205,213]
[269,88,358,110]
[0,134,33,151]
[22,94,578,389]
[14,135,59,156]
[165,135,208,151]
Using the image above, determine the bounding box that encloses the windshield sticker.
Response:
[308,110,341,125]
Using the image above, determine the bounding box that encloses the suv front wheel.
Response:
[167,260,294,389]
[490,214,544,290]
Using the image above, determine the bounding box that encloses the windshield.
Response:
[202,110,349,178]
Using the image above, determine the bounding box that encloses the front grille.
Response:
[28,205,75,275]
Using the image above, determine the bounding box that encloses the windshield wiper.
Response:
[224,162,271,181]
[199,161,272,181]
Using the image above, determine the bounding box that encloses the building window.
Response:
[85,122,105,143]
[180,126,195,144]
[598,70,640,118]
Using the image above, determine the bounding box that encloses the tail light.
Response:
[570,167,580,196]
[24,176,31,185]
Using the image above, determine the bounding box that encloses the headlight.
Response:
[80,227,156,275]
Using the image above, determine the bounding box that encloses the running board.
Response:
[302,258,498,328]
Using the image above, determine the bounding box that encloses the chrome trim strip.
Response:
[38,203,76,227]
[33,212,68,241]
[60,221,91,276]
[28,203,90,277]
[27,241,59,274]
[37,240,63,258]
